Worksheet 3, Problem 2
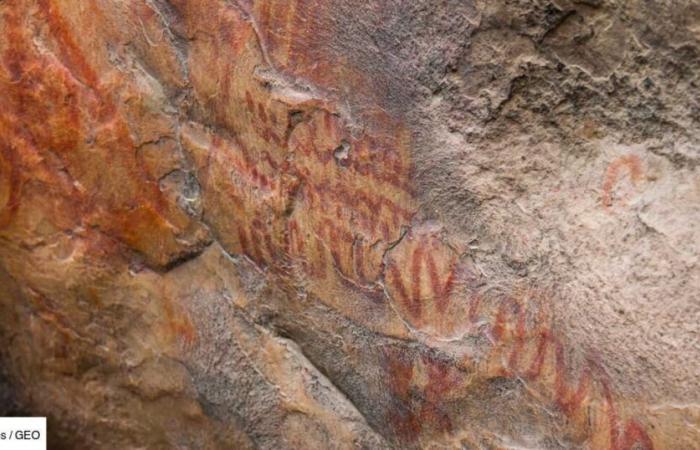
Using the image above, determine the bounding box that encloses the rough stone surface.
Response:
[0,1,698,449]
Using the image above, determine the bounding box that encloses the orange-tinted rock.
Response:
[1,1,698,449]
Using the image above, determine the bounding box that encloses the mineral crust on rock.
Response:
[0,1,699,449]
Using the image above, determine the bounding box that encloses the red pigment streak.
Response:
[0,145,21,229]
[306,178,413,223]
[421,355,459,433]
[383,349,420,441]
[423,354,459,395]
[601,378,622,450]
[385,236,463,324]
[285,219,304,255]
[2,8,27,81]
[329,247,348,278]
[26,0,192,242]
[287,123,410,191]
[381,222,391,241]
[249,229,264,263]
[386,349,414,397]
[258,102,268,123]
[601,155,643,208]
[237,227,250,255]
[266,129,283,146]
[525,330,551,379]
[320,218,353,245]
[457,289,653,449]
[354,240,367,282]
[245,91,255,112]
[492,306,507,342]
[598,376,655,450]
[323,111,333,135]
[261,151,279,170]
[507,305,527,371]
[389,263,416,317]
[616,420,654,450]
[428,253,455,313]
[162,295,197,348]
[1,13,90,232]
[213,139,272,194]
[501,311,594,413]
[530,319,647,447]
[294,124,315,157]
[264,229,275,259]
[384,350,463,441]
[221,57,232,108]
[249,219,268,263]
[313,238,327,279]
[556,365,591,416]
[37,0,100,91]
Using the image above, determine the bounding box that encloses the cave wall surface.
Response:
[0,0,699,449]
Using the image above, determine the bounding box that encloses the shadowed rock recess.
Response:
[0,1,698,449]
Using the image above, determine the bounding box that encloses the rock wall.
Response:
[0,1,698,449]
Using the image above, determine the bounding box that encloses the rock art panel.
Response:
[0,0,698,449]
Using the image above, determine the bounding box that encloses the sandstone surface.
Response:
[1,1,699,449]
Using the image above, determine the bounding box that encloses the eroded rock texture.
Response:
[1,1,698,448]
